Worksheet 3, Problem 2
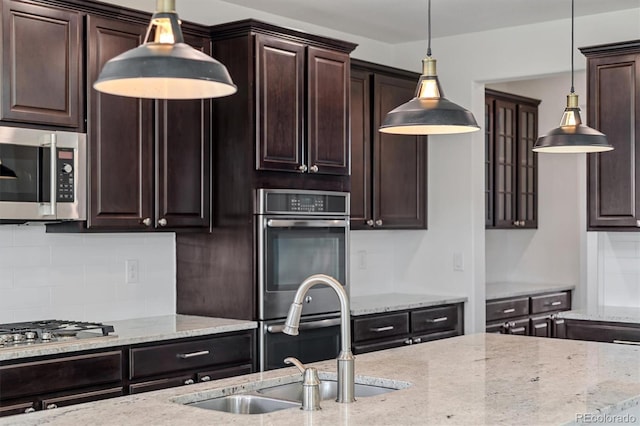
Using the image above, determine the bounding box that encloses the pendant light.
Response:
[0,159,17,179]
[379,0,479,135]
[93,0,237,99]
[533,0,612,153]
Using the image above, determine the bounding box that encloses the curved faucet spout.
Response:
[283,274,355,403]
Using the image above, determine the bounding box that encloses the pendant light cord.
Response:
[570,0,575,94]
[427,0,432,57]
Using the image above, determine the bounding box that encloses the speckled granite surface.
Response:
[486,282,575,300]
[560,306,640,324]
[4,333,640,426]
[0,315,257,361]
[350,293,467,316]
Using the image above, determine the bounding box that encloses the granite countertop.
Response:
[486,282,575,300]
[4,333,640,426]
[0,315,257,362]
[350,293,467,316]
[559,306,640,324]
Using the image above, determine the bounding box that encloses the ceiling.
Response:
[102,0,640,43]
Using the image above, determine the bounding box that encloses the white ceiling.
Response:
[103,0,640,43]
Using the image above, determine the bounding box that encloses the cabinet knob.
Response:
[184,379,195,385]
[46,404,58,410]
[375,219,383,226]
[636,220,640,228]
[158,218,167,227]
[200,376,211,382]
[24,408,36,414]
[309,165,319,173]
[298,164,308,172]
[413,337,422,344]
[512,221,519,227]
[366,219,374,227]
[403,338,413,345]
[520,220,525,227]
[142,218,152,227]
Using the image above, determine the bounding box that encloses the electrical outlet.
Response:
[453,252,464,272]
[357,250,367,270]
[126,259,139,284]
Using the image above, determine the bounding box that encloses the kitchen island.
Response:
[3,333,640,425]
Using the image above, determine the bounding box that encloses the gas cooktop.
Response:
[0,319,115,347]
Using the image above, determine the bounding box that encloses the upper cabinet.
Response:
[485,89,540,229]
[1,0,82,128]
[85,15,211,231]
[350,60,428,230]
[582,41,640,230]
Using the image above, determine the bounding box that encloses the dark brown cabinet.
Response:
[1,0,82,128]
[486,290,571,337]
[582,41,640,230]
[351,60,428,230]
[485,89,540,229]
[86,16,210,231]
[352,303,463,354]
[565,319,640,344]
[255,34,350,176]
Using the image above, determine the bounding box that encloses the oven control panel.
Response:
[56,148,74,203]
[258,189,349,215]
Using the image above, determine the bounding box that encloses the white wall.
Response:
[597,233,640,307]
[0,225,175,323]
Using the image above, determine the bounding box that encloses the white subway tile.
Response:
[12,306,55,322]
[51,245,116,266]
[4,287,50,310]
[0,226,14,247]
[0,246,50,267]
[12,224,48,246]
[0,268,13,289]
[51,285,88,306]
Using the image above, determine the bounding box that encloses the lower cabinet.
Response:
[486,290,571,338]
[564,319,640,344]
[352,303,463,355]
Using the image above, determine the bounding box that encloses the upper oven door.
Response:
[259,216,349,320]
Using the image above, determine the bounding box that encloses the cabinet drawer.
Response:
[353,312,409,343]
[530,292,570,314]
[130,333,253,380]
[40,387,123,410]
[129,374,196,394]
[565,320,640,344]
[486,297,529,322]
[411,305,459,334]
[353,336,411,355]
[0,351,122,400]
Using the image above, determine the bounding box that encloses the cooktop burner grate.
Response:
[0,319,115,347]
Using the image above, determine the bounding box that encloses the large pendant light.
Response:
[533,0,612,153]
[379,0,479,135]
[0,159,17,179]
[93,0,237,99]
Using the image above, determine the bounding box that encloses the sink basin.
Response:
[256,379,397,401]
[186,394,299,415]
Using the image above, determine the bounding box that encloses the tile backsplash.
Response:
[600,232,640,307]
[0,225,175,323]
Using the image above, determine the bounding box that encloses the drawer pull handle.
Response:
[548,301,562,306]
[200,376,211,382]
[426,317,448,323]
[370,326,395,332]
[613,340,640,346]
[178,350,210,359]
[502,308,516,314]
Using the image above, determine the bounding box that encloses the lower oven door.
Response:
[260,314,341,371]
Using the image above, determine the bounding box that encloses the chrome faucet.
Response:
[283,274,355,403]
[284,357,321,411]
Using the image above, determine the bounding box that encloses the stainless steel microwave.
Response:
[0,127,86,223]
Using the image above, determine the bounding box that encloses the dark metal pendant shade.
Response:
[0,161,17,179]
[93,2,236,99]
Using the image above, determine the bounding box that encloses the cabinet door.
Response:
[86,16,154,229]
[493,99,517,228]
[350,69,372,228]
[517,104,538,228]
[530,316,551,338]
[307,46,350,175]
[504,318,529,335]
[1,0,81,128]
[485,96,495,227]
[587,53,640,229]
[156,34,211,230]
[373,74,427,229]
[256,35,305,172]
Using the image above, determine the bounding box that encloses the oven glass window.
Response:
[266,227,346,292]
[0,144,49,202]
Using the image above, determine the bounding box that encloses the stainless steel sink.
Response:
[256,379,397,401]
[186,394,299,415]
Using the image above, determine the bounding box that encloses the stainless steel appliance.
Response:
[256,189,349,371]
[0,127,86,223]
[0,320,115,347]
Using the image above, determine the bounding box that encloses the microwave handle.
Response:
[39,134,57,217]
[266,219,347,228]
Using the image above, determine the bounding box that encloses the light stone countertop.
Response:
[559,306,640,324]
[486,281,575,300]
[350,293,467,316]
[0,315,257,362]
[4,333,640,426]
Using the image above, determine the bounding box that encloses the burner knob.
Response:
[41,332,53,340]
[25,331,36,340]
[12,333,24,342]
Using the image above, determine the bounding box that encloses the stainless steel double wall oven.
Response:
[256,189,349,371]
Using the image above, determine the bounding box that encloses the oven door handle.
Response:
[267,318,341,333]
[266,219,347,228]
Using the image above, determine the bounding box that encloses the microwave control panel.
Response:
[56,148,74,202]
